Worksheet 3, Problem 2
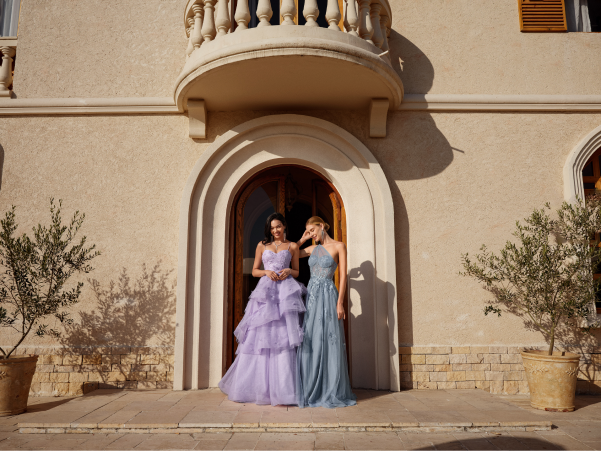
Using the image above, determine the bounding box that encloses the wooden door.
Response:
[226,176,286,369]
[225,166,349,374]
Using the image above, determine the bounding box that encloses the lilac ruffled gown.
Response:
[219,248,306,406]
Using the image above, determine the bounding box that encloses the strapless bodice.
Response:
[308,245,337,280]
[262,249,292,271]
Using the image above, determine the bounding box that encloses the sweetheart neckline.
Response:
[263,249,291,256]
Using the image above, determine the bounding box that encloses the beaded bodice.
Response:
[262,249,292,272]
[308,245,337,280]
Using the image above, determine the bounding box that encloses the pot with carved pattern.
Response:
[0,355,38,416]
[521,350,580,412]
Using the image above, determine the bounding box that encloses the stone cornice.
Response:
[0,97,179,115]
[401,94,601,112]
[0,95,599,115]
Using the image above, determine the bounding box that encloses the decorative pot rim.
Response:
[0,354,38,364]
[520,349,580,362]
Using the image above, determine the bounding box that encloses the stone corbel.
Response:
[369,98,389,138]
[188,99,207,139]
[0,40,17,98]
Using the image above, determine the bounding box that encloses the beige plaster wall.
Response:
[0,114,199,350]
[0,111,600,354]
[12,0,601,99]
[389,0,601,95]
[14,0,187,99]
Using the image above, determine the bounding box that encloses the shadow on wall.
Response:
[61,262,176,349]
[378,32,456,349]
[349,261,396,388]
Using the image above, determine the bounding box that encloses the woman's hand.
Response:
[299,230,312,244]
[337,303,346,320]
[264,270,279,281]
[277,268,291,280]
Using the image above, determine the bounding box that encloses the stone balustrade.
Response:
[183,0,392,64]
[0,38,17,98]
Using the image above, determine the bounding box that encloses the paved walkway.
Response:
[0,388,599,449]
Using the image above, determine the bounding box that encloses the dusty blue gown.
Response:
[297,244,356,408]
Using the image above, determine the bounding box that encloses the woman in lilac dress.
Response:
[219,213,306,406]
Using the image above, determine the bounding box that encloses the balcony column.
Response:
[192,4,206,47]
[234,0,251,30]
[344,0,359,36]
[201,0,217,42]
[325,0,341,29]
[186,18,195,57]
[303,0,319,26]
[370,2,383,48]
[281,0,297,25]
[215,0,231,37]
[357,0,373,44]
[256,0,273,26]
[0,47,15,98]
[379,16,391,61]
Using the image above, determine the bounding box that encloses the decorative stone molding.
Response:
[369,98,389,137]
[401,94,601,111]
[175,114,399,391]
[187,99,207,139]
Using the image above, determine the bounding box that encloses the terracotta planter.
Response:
[521,350,580,412]
[0,355,38,416]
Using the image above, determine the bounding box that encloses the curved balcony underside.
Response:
[174,27,404,112]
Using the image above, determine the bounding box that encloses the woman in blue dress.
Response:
[295,216,356,408]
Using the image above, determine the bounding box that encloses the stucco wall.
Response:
[11,0,601,98]
[14,0,187,99]
[1,111,600,354]
[390,0,601,95]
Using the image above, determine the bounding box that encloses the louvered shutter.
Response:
[518,0,568,32]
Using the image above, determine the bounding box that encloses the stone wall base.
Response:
[11,346,175,397]
[399,346,601,395]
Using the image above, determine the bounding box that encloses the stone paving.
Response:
[0,388,599,449]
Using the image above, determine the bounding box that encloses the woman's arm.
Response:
[297,230,315,258]
[336,243,347,320]
[251,243,278,281]
[278,242,300,280]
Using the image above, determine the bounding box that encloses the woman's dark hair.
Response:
[262,212,287,245]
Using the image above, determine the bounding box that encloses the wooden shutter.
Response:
[518,0,567,32]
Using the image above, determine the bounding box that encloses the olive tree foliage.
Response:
[0,200,100,358]
[461,197,601,356]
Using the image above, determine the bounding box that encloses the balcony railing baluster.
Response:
[216,0,231,36]
[344,0,359,36]
[192,4,205,49]
[370,2,383,48]
[281,0,297,25]
[235,0,251,30]
[326,0,341,30]
[201,0,217,42]
[357,0,374,44]
[303,0,320,27]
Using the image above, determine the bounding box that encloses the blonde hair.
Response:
[306,216,330,231]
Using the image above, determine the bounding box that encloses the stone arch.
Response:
[564,124,601,203]
[174,115,400,391]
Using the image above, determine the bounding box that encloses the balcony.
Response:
[174,0,404,136]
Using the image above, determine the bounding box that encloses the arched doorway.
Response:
[174,115,399,392]
[225,165,350,372]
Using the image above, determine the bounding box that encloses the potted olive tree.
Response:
[461,197,600,412]
[0,200,99,415]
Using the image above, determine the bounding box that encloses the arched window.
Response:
[581,147,601,314]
